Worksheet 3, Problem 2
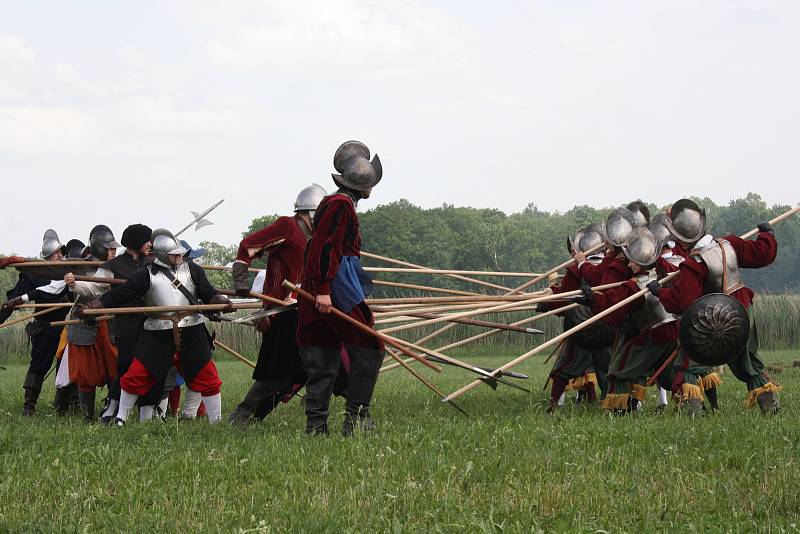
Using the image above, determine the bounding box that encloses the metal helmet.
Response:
[605,208,636,247]
[649,213,673,244]
[665,199,706,243]
[294,183,327,213]
[40,229,63,259]
[88,225,121,261]
[621,227,661,266]
[151,228,188,264]
[332,140,382,192]
[679,293,750,366]
[578,223,607,253]
[63,239,86,259]
[626,201,651,228]
[563,305,615,350]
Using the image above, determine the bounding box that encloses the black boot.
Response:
[78,388,96,423]
[68,384,81,414]
[229,380,273,429]
[705,387,720,412]
[22,372,44,416]
[53,387,71,416]
[299,346,341,435]
[341,346,383,437]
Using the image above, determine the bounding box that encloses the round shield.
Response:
[679,293,750,366]
[564,305,615,350]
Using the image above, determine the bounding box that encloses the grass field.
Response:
[1,347,799,532]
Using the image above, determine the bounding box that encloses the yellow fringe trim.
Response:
[631,384,647,402]
[55,327,68,359]
[700,372,722,390]
[602,393,629,411]
[566,373,599,392]
[565,377,585,391]
[678,383,704,401]
[744,382,783,408]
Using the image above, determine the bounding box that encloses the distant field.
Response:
[1,346,799,532]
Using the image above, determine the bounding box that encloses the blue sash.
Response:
[331,256,374,313]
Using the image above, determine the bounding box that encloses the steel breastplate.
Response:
[631,272,677,331]
[694,239,743,295]
[143,264,207,331]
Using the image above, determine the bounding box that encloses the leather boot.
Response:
[53,387,71,416]
[705,387,720,412]
[68,384,81,414]
[299,346,341,435]
[22,372,44,416]
[758,391,780,415]
[78,388,96,422]
[341,346,383,437]
[229,380,273,429]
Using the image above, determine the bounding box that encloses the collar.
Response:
[336,188,360,206]
[692,234,714,251]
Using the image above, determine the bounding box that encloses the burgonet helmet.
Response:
[332,140,382,192]
[40,229,63,259]
[151,229,188,265]
[294,183,327,214]
[626,201,651,228]
[679,293,750,366]
[63,239,86,259]
[621,227,661,267]
[605,208,636,247]
[649,213,673,244]
[666,198,706,244]
[88,225,121,261]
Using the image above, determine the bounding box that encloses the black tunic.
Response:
[100,252,150,339]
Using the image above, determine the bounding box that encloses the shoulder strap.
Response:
[152,264,200,306]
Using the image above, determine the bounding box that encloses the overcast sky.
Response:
[2,1,798,256]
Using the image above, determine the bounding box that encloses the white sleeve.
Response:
[72,267,113,297]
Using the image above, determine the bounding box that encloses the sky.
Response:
[2,1,799,256]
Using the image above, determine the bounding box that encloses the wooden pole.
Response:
[73,275,126,284]
[282,281,442,373]
[739,204,800,239]
[364,267,546,277]
[50,315,113,326]
[83,302,263,315]
[16,303,75,309]
[372,280,480,296]
[360,251,512,292]
[366,294,541,305]
[509,242,606,293]
[213,339,256,368]
[380,303,578,373]
[0,306,63,329]
[646,345,681,386]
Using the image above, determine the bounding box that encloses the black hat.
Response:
[121,224,153,250]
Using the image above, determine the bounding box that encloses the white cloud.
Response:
[119,96,242,133]
[0,35,36,66]
[0,106,98,156]
[206,0,471,81]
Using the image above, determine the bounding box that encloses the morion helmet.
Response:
[605,208,636,247]
[665,199,706,244]
[151,229,188,265]
[40,229,63,259]
[294,183,327,217]
[331,140,382,192]
[621,227,661,267]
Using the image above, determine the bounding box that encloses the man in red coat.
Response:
[297,141,384,436]
[648,199,781,414]
[228,184,326,428]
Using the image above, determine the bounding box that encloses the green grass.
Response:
[1,347,800,532]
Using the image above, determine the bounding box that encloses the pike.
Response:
[174,198,225,237]
[402,312,544,335]
[444,205,800,402]
[213,339,256,368]
[82,302,263,315]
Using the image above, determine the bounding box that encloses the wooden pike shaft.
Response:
[372,279,480,296]
[50,315,113,326]
[74,275,125,284]
[380,302,578,373]
[367,294,542,305]
[83,302,263,315]
[17,303,75,309]
[0,306,63,329]
[509,242,606,293]
[740,204,800,239]
[360,251,512,293]
[364,267,545,277]
[282,281,442,373]
[443,271,681,402]
[213,340,256,368]
[374,301,531,320]
[374,305,539,324]
[646,345,681,386]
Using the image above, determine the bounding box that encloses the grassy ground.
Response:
[1,347,799,532]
